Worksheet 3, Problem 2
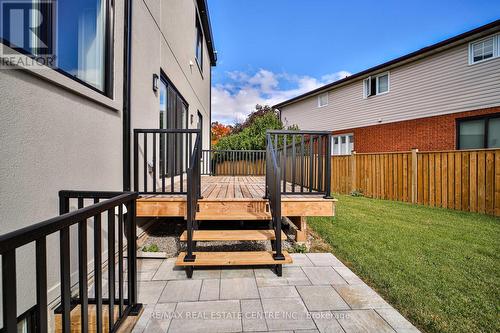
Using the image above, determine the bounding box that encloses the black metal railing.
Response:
[201,150,266,176]
[267,130,332,198]
[265,133,285,275]
[134,129,201,194]
[0,191,140,333]
[183,133,202,273]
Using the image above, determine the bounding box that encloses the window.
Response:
[0,0,113,95]
[364,72,389,98]
[195,16,203,71]
[331,134,354,155]
[159,74,189,177]
[469,34,499,64]
[318,93,328,107]
[457,114,500,149]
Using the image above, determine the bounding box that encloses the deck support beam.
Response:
[288,216,308,243]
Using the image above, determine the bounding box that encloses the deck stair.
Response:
[176,251,292,266]
[178,228,290,267]
[179,229,287,241]
[133,129,335,278]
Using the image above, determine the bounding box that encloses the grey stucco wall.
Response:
[0,0,213,325]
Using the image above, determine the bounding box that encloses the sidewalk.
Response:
[131,253,420,333]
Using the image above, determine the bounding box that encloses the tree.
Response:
[211,122,232,146]
[214,105,298,151]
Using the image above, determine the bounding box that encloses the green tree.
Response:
[214,105,298,151]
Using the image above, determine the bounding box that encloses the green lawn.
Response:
[309,195,500,333]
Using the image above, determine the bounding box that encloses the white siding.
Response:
[280,40,500,131]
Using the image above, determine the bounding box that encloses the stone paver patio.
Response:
[130,253,420,333]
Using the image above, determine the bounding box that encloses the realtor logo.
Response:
[0,0,55,68]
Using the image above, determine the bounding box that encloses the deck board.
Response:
[137,176,336,218]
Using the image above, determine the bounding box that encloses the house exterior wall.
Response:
[280,31,500,134]
[334,106,500,153]
[0,0,213,323]
[132,0,212,148]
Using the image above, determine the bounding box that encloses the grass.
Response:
[308,194,500,333]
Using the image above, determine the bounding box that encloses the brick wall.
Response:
[333,106,500,153]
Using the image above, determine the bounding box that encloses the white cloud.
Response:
[211,69,351,124]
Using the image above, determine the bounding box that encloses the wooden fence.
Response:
[331,149,500,216]
[214,159,265,176]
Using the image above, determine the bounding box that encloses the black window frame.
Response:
[456,113,500,150]
[194,13,203,73]
[0,305,36,333]
[159,70,189,178]
[0,0,115,98]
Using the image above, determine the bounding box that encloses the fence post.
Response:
[351,151,356,193]
[411,148,418,204]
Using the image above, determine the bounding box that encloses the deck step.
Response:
[175,251,292,266]
[179,230,287,241]
[195,211,271,220]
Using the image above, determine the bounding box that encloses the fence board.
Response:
[486,152,494,215]
[469,152,477,212]
[328,149,499,216]
[435,154,441,207]
[495,151,500,216]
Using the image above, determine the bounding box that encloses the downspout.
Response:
[123,0,133,191]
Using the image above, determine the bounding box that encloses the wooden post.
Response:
[289,216,307,243]
[411,148,418,204]
[351,151,357,193]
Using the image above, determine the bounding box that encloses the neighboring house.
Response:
[0,0,216,328]
[275,20,500,154]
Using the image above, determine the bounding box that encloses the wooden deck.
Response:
[137,176,336,219]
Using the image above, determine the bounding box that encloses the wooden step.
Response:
[54,304,134,333]
[175,251,292,266]
[179,230,287,241]
[195,211,271,220]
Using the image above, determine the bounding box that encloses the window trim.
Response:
[456,113,500,149]
[0,305,36,333]
[317,92,329,108]
[331,133,354,155]
[363,72,390,98]
[194,13,204,74]
[468,34,499,65]
[0,0,115,97]
[160,69,190,128]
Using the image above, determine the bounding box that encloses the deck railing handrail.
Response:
[266,130,332,198]
[134,128,201,194]
[201,149,266,176]
[0,191,141,333]
[266,133,285,267]
[184,133,202,267]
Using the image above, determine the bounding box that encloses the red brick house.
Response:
[275,21,500,154]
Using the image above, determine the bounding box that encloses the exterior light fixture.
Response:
[153,74,159,92]
[190,114,194,125]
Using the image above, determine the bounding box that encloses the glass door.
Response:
[159,76,189,177]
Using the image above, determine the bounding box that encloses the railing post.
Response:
[127,199,143,315]
[351,151,357,193]
[133,130,138,192]
[411,148,418,204]
[198,140,203,199]
[2,250,17,333]
[273,166,285,261]
[324,134,332,198]
[58,195,71,333]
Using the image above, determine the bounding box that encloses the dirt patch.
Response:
[307,228,333,253]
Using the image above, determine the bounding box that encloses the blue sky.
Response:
[207,0,500,124]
